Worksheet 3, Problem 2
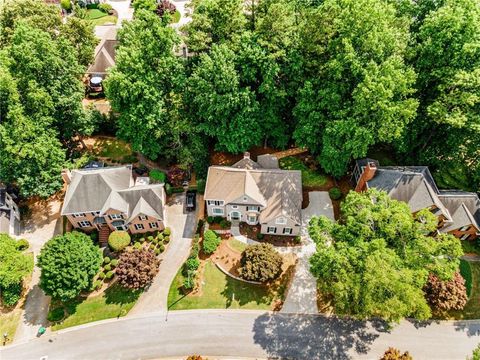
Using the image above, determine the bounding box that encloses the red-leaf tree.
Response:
[156,0,176,18]
[116,248,159,289]
[424,272,468,311]
[380,347,412,360]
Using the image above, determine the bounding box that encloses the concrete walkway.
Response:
[14,198,64,343]
[128,193,198,316]
[281,192,334,314]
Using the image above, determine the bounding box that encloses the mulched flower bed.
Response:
[239,222,301,247]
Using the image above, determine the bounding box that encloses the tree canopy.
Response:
[0,233,33,289]
[309,189,463,322]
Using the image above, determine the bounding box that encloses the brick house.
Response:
[61,166,166,238]
[204,153,302,236]
[353,158,480,240]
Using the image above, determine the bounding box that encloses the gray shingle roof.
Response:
[438,191,480,232]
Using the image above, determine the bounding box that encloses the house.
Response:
[204,153,302,236]
[61,166,166,239]
[353,158,480,240]
[0,185,20,236]
[86,27,118,93]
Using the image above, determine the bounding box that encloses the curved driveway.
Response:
[3,310,480,360]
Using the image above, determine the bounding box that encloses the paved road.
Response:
[3,310,480,360]
[282,191,334,314]
[128,193,198,315]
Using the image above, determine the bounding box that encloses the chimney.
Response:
[61,169,72,185]
[355,162,377,192]
[243,152,250,159]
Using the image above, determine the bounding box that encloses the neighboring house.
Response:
[353,158,480,240]
[204,153,302,236]
[86,27,118,93]
[0,185,20,236]
[61,166,166,236]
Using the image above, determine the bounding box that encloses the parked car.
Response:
[186,190,196,211]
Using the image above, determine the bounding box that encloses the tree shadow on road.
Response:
[252,313,388,359]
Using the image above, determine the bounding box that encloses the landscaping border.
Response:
[213,262,262,285]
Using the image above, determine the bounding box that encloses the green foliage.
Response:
[0,233,33,289]
[98,272,106,280]
[203,230,221,254]
[97,3,113,13]
[47,307,65,322]
[134,242,143,250]
[328,187,342,200]
[38,232,102,301]
[460,259,472,297]
[111,259,119,267]
[468,344,480,360]
[105,271,114,279]
[149,169,166,183]
[104,264,112,272]
[132,0,157,12]
[108,231,131,252]
[256,233,264,241]
[196,179,206,194]
[239,243,283,282]
[163,227,171,236]
[1,282,22,306]
[92,280,102,290]
[219,219,231,229]
[186,257,200,271]
[60,0,71,11]
[279,157,328,187]
[164,236,170,243]
[15,239,29,251]
[103,257,111,264]
[308,189,464,322]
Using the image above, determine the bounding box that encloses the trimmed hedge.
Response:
[16,239,29,251]
[329,187,342,200]
[108,231,131,251]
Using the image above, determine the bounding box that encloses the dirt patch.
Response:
[210,146,282,166]
[239,223,301,247]
[212,238,242,277]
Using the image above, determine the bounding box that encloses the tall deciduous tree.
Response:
[293,0,417,177]
[38,232,102,301]
[309,189,463,322]
[0,234,33,289]
[105,10,200,164]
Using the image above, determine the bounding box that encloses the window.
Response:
[73,213,86,218]
[109,213,123,220]
[207,200,224,206]
[267,227,276,234]
[247,206,260,212]
[91,211,100,216]
[247,215,257,224]
[212,208,224,215]
[149,222,158,229]
[460,225,471,232]
[283,227,293,235]
[461,233,471,241]
[276,217,287,225]
[78,220,92,228]
[134,223,144,230]
[232,205,238,209]
[139,215,148,221]
[243,197,248,202]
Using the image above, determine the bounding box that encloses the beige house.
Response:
[61,166,166,239]
[204,153,302,236]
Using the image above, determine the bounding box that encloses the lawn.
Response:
[171,10,181,23]
[168,261,277,310]
[279,156,327,188]
[449,261,480,320]
[227,238,247,253]
[91,137,136,163]
[462,240,480,255]
[51,284,142,331]
[460,259,473,297]
[86,9,117,26]
[0,309,21,344]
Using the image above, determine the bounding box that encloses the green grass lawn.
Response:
[171,10,181,23]
[450,261,480,319]
[168,261,276,310]
[462,240,480,255]
[460,259,473,297]
[92,137,136,163]
[279,156,327,188]
[0,309,21,344]
[227,238,247,253]
[51,284,142,330]
[86,9,117,25]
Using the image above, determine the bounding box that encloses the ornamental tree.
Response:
[423,272,468,312]
[108,231,131,252]
[38,232,102,301]
[116,248,160,289]
[239,243,283,282]
[202,230,220,255]
[309,189,463,322]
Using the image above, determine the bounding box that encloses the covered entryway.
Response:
[229,211,241,221]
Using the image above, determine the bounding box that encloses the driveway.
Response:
[281,191,334,314]
[128,193,198,316]
[14,198,64,343]
[3,310,480,360]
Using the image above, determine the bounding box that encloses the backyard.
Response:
[82,136,137,165]
[86,8,117,26]
[279,156,328,188]
[50,284,142,331]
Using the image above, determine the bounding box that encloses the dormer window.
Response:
[139,215,148,221]
[460,225,471,232]
[276,217,287,225]
[243,197,248,202]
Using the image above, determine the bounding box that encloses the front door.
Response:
[230,211,241,221]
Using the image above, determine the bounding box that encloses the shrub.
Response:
[1,282,22,306]
[111,259,119,267]
[163,227,171,236]
[93,280,102,290]
[183,271,195,290]
[165,183,172,195]
[152,237,158,245]
[38,232,102,301]
[155,248,160,255]
[328,187,342,200]
[148,236,154,242]
[257,233,264,240]
[157,233,164,241]
[164,236,170,243]
[156,0,176,17]
[149,244,155,250]
[294,235,301,244]
[60,0,72,11]
[105,271,114,279]
[103,257,111,264]
[149,169,166,183]
[16,239,29,251]
[140,237,146,243]
[159,244,165,252]
[116,249,160,289]
[424,272,468,311]
[380,347,412,360]
[98,271,106,280]
[108,231,131,252]
[196,179,206,194]
[104,264,112,271]
[47,307,65,322]
[98,2,113,13]
[202,230,220,255]
[206,216,214,224]
[90,232,98,243]
[186,257,200,271]
[239,243,283,282]
[220,219,231,229]
[134,242,143,250]
[196,219,204,234]
[213,216,223,224]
